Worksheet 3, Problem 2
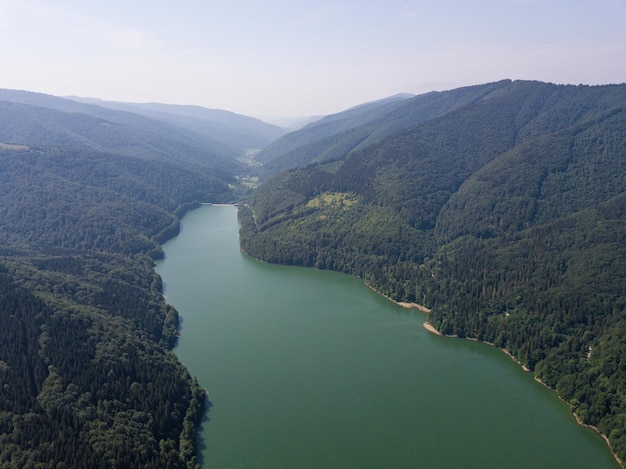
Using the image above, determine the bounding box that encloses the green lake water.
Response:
[155,204,618,468]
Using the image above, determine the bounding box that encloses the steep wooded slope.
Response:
[0,143,227,468]
[240,80,626,463]
[254,91,420,175]
[254,79,591,178]
[0,86,254,467]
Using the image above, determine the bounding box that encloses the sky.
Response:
[0,0,625,120]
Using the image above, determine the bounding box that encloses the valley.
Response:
[0,80,624,467]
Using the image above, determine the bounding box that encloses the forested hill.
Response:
[239,80,626,464]
[0,88,282,165]
[0,90,248,467]
[254,91,416,176]
[253,80,575,178]
[65,97,289,159]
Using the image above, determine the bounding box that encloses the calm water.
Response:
[155,205,618,469]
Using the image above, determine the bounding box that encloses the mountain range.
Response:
[0,89,287,166]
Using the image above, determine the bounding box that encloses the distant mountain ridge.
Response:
[0,89,287,163]
[67,96,289,157]
[253,92,415,168]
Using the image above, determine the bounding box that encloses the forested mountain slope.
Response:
[254,79,587,178]
[66,97,289,158]
[0,89,253,168]
[240,80,626,464]
[0,90,245,466]
[254,91,417,175]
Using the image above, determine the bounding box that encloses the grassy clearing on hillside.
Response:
[306,192,359,209]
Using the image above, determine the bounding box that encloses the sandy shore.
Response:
[397,301,431,312]
[365,284,431,312]
[422,321,442,336]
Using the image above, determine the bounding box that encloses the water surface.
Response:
[156,205,617,468]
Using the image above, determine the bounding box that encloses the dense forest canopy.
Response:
[240,80,626,464]
[0,91,248,467]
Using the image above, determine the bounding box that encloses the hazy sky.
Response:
[1,0,624,119]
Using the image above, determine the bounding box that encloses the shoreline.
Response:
[422,321,442,336]
[422,320,622,467]
[421,321,531,372]
[365,283,431,313]
[235,231,622,466]
[533,375,623,467]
